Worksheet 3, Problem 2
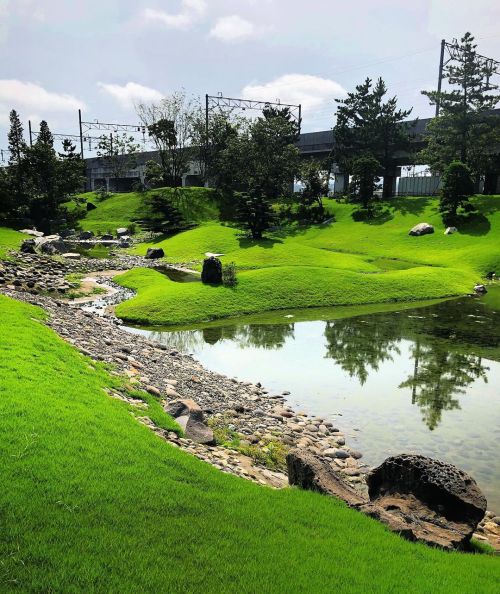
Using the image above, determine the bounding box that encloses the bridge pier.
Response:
[334,173,349,193]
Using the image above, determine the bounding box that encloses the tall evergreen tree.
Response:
[28,120,59,222]
[6,110,29,214]
[420,32,500,175]
[334,77,413,197]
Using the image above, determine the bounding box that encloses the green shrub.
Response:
[222,262,238,287]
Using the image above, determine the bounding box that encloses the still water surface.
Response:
[125,292,500,511]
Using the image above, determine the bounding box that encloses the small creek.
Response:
[123,283,500,511]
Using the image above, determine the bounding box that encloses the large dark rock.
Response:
[164,399,215,445]
[20,239,37,254]
[286,449,366,507]
[79,231,94,240]
[362,454,487,549]
[201,256,222,285]
[145,247,164,259]
[409,222,434,236]
[59,228,76,239]
[86,202,97,211]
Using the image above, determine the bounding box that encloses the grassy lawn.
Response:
[69,187,219,234]
[0,226,24,258]
[115,195,500,326]
[1,294,498,593]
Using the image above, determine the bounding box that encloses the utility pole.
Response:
[78,109,84,159]
[435,39,445,117]
[28,120,33,147]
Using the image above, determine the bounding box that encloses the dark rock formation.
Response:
[201,256,222,285]
[79,231,94,240]
[409,222,434,236]
[286,449,366,507]
[20,239,37,254]
[287,450,487,550]
[145,247,164,259]
[101,234,114,240]
[362,454,487,549]
[164,399,215,445]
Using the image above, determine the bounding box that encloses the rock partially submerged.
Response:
[164,399,215,445]
[409,223,434,236]
[287,450,487,550]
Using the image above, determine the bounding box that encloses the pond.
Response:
[124,288,500,511]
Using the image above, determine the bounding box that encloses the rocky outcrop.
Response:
[145,247,165,259]
[409,223,434,236]
[361,454,487,549]
[201,256,222,285]
[287,449,366,506]
[287,450,487,550]
[165,399,215,445]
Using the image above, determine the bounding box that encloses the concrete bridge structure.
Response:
[84,109,500,196]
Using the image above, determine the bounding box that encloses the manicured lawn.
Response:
[69,187,219,234]
[116,196,500,326]
[0,294,498,593]
[0,226,24,258]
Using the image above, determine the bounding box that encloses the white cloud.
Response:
[142,0,207,31]
[209,15,256,42]
[0,79,84,122]
[241,74,347,116]
[98,82,163,109]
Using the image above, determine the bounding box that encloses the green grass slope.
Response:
[71,187,218,233]
[0,226,24,258]
[1,294,498,593]
[116,196,499,325]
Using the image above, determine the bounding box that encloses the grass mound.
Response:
[116,196,500,325]
[0,294,498,592]
[0,226,24,258]
[69,187,219,234]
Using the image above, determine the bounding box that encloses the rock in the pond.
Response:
[145,247,164,259]
[201,256,222,285]
[474,284,487,295]
[444,226,458,235]
[164,399,215,445]
[286,449,366,506]
[362,454,487,550]
[409,222,434,236]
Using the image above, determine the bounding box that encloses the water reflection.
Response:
[124,292,500,509]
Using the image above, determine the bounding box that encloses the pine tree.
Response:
[421,32,500,175]
[6,110,29,215]
[334,77,412,197]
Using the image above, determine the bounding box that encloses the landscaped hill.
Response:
[69,187,219,234]
[0,293,498,593]
[115,195,500,326]
[0,226,24,258]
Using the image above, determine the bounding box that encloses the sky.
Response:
[1,0,500,156]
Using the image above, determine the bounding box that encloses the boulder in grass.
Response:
[201,256,222,285]
[164,399,215,445]
[145,247,164,259]
[362,454,487,550]
[86,202,97,211]
[474,284,487,295]
[444,226,458,235]
[409,222,434,236]
[116,227,128,237]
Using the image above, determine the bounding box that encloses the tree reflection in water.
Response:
[399,340,489,430]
